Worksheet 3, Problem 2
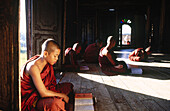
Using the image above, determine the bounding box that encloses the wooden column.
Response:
[0,0,19,110]
[159,0,165,51]
[26,0,33,59]
[145,6,151,47]
[63,0,67,64]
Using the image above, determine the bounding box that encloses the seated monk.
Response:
[129,46,152,61]
[64,42,82,71]
[83,39,103,63]
[98,36,129,76]
[20,38,74,111]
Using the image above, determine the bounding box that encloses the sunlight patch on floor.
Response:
[78,73,170,100]
[117,58,170,68]
[114,51,170,68]
[114,51,131,54]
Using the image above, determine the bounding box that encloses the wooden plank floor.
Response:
[59,51,170,111]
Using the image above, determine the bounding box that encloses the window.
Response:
[122,24,131,45]
[19,0,27,69]
[118,19,132,46]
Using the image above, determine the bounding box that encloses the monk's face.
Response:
[97,42,103,48]
[76,46,81,54]
[99,43,103,48]
[46,48,61,65]
[111,40,116,47]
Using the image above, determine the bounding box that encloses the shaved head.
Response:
[107,36,114,44]
[72,43,81,51]
[72,42,82,54]
[41,38,60,55]
[95,39,103,47]
[106,36,116,49]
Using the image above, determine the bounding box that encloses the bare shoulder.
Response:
[102,47,108,56]
[25,61,40,76]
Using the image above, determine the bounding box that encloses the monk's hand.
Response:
[115,64,123,69]
[63,94,69,103]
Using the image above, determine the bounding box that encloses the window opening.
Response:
[118,19,132,46]
[19,0,27,69]
[122,24,131,45]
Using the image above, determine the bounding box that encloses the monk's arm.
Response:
[129,49,143,61]
[29,65,69,103]
[129,50,136,58]
[106,52,116,66]
[69,52,76,65]
[106,52,123,69]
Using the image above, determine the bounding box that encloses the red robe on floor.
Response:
[20,55,73,111]
[129,48,147,61]
[84,43,100,63]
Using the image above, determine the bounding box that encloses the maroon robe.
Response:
[64,48,79,71]
[129,48,147,61]
[98,47,128,76]
[84,43,100,63]
[20,55,73,111]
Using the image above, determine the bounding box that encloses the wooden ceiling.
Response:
[78,0,155,13]
[79,0,154,7]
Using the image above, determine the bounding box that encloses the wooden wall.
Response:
[77,8,146,48]
[0,0,19,110]
[133,14,145,48]
[76,0,170,53]
[162,0,170,53]
[65,0,78,48]
[31,0,64,69]
[98,11,116,45]
[149,0,170,53]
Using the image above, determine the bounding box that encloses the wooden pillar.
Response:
[0,0,19,110]
[145,6,151,47]
[76,0,79,41]
[26,0,33,59]
[134,14,145,48]
[95,10,98,40]
[159,0,165,51]
[63,0,67,64]
[115,9,119,45]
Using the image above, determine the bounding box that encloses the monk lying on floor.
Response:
[129,46,152,61]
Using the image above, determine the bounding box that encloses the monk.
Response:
[64,42,82,71]
[129,46,151,61]
[98,36,129,76]
[20,38,74,111]
[83,39,103,63]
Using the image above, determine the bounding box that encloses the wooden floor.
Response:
[59,50,170,111]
